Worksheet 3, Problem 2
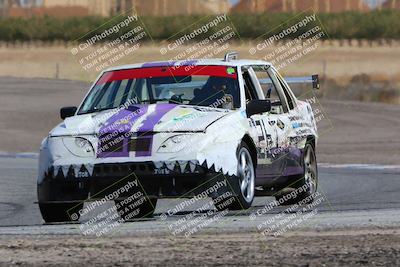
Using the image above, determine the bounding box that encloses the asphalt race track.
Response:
[1,76,400,265]
[0,156,399,235]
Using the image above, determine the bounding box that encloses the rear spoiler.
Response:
[259,74,320,90]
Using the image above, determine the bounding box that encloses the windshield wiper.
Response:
[140,99,170,103]
[139,99,189,104]
[80,98,192,114]
[78,106,118,115]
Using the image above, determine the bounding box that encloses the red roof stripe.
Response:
[96,65,237,84]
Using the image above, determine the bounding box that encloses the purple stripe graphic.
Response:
[136,104,176,157]
[97,104,176,158]
[97,105,148,158]
[142,60,198,68]
[142,61,176,68]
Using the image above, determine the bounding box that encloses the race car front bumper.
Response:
[37,160,232,203]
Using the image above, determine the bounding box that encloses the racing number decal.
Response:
[249,117,277,161]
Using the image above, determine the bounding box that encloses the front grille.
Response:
[93,162,155,177]
[99,133,152,153]
[129,137,151,152]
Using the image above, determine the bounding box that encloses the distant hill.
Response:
[382,0,400,9]
[0,0,231,17]
[231,0,370,13]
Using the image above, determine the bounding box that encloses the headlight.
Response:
[62,137,95,158]
[157,135,191,153]
[40,137,49,150]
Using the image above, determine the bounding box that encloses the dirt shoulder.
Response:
[1,45,400,81]
[0,229,399,266]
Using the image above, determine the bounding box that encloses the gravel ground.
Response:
[0,229,399,266]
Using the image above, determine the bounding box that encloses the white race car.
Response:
[37,52,319,223]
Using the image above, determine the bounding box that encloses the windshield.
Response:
[78,65,240,114]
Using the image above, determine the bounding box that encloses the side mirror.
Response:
[246,99,271,117]
[60,106,77,120]
[312,74,320,90]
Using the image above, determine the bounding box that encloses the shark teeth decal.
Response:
[178,161,187,173]
[154,161,164,169]
[61,165,69,177]
[153,160,201,174]
[166,162,176,171]
[85,164,94,176]
[189,161,197,172]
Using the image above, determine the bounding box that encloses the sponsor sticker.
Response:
[227,67,235,75]
[277,119,285,130]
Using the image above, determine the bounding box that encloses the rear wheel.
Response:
[39,202,83,223]
[214,142,255,211]
[275,143,318,205]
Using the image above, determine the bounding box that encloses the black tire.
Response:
[213,142,255,211]
[275,142,318,205]
[39,202,83,223]
[115,198,157,221]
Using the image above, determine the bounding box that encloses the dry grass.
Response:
[0,43,399,83]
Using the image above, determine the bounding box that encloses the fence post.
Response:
[55,63,60,79]
[314,0,318,12]
[346,0,350,11]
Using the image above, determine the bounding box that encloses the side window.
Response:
[242,68,258,102]
[274,70,296,110]
[253,66,285,114]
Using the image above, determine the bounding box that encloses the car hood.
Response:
[50,104,232,137]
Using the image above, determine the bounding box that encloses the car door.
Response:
[266,67,305,177]
[242,66,283,181]
[249,65,301,182]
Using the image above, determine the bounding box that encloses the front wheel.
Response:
[214,142,255,211]
[39,202,83,223]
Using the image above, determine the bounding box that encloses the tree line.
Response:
[0,10,398,42]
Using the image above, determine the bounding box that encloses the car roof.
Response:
[105,59,272,72]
